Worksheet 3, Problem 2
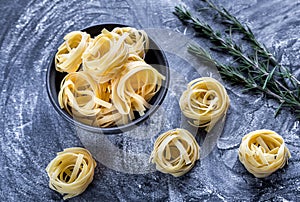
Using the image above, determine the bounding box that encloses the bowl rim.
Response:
[46,23,170,134]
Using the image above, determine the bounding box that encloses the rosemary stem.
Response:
[202,0,300,87]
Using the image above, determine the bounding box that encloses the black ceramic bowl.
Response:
[46,24,169,134]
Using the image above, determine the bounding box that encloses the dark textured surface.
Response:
[0,0,300,201]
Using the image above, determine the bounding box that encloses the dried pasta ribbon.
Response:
[46,147,97,200]
[82,29,129,82]
[94,105,132,127]
[58,71,112,117]
[150,128,200,177]
[238,129,291,178]
[179,77,230,132]
[112,58,165,116]
[55,31,90,73]
[112,27,149,58]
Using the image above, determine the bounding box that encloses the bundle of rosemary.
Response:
[174,0,300,118]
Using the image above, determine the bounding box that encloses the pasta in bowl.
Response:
[47,24,169,134]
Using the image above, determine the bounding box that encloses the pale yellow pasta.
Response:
[112,27,149,58]
[111,59,165,116]
[82,29,129,83]
[46,147,97,200]
[57,27,165,128]
[94,105,133,127]
[238,129,291,178]
[179,77,230,132]
[55,31,90,73]
[58,71,112,117]
[150,128,200,177]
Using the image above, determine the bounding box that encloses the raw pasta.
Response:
[150,128,200,177]
[57,27,164,128]
[179,77,230,132]
[238,129,291,178]
[112,27,149,58]
[45,147,97,200]
[58,71,112,117]
[55,31,90,73]
[111,60,165,116]
[82,29,129,83]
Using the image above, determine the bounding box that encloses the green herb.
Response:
[173,0,300,118]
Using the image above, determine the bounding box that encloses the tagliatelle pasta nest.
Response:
[179,77,230,132]
[45,147,97,200]
[112,59,164,116]
[58,71,112,117]
[238,129,291,178]
[112,27,149,58]
[55,31,91,73]
[56,27,165,127]
[150,128,200,177]
[82,29,129,83]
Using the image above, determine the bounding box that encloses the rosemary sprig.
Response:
[173,2,300,117]
[201,0,300,89]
